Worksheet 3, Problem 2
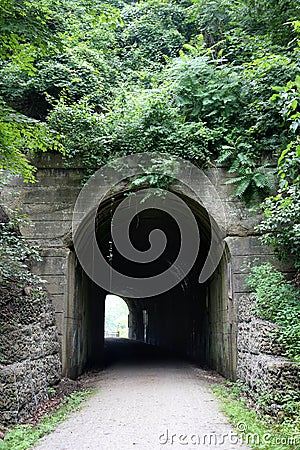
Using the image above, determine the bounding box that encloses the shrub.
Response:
[247,263,300,362]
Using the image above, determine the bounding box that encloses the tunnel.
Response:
[65,187,235,380]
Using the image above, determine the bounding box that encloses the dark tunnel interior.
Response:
[66,189,236,380]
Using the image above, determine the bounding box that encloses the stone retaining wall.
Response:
[0,288,61,424]
[237,294,300,414]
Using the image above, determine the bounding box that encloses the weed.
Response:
[0,390,92,450]
[212,383,300,450]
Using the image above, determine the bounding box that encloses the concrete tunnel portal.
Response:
[65,188,235,381]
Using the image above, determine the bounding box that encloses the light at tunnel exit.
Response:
[104,295,129,339]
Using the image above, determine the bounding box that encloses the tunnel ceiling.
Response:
[95,187,213,298]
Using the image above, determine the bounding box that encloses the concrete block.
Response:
[22,186,81,204]
[20,220,71,239]
[54,312,64,335]
[233,272,251,294]
[42,275,66,295]
[32,256,67,276]
[226,236,270,256]
[51,294,66,313]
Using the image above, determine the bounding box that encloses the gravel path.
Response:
[34,339,250,450]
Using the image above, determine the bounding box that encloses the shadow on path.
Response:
[104,338,186,368]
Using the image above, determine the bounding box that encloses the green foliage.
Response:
[189,0,300,50]
[217,149,273,202]
[1,0,299,203]
[168,48,297,201]
[0,101,62,183]
[258,183,300,266]
[0,211,42,286]
[213,383,300,450]
[1,390,92,450]
[169,54,243,122]
[47,86,213,171]
[0,0,68,182]
[0,0,299,256]
[119,0,189,65]
[258,75,300,267]
[247,263,300,362]
[0,0,58,71]
[187,0,232,49]
[236,0,300,46]
[0,0,122,182]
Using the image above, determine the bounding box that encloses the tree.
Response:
[258,74,300,268]
[0,0,64,181]
[0,0,122,182]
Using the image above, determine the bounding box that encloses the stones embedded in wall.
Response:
[237,294,300,414]
[0,287,61,424]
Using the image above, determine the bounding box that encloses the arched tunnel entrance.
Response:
[65,188,235,380]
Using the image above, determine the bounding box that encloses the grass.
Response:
[212,383,300,450]
[0,389,93,450]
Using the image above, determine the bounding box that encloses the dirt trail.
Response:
[34,339,250,450]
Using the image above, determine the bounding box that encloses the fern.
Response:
[234,177,251,196]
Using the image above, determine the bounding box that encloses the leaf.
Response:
[234,178,251,196]
[216,150,234,164]
[225,176,243,185]
[253,172,268,188]
[183,44,198,55]
[291,99,298,111]
[290,120,300,133]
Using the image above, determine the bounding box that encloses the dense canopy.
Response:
[0,0,299,266]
